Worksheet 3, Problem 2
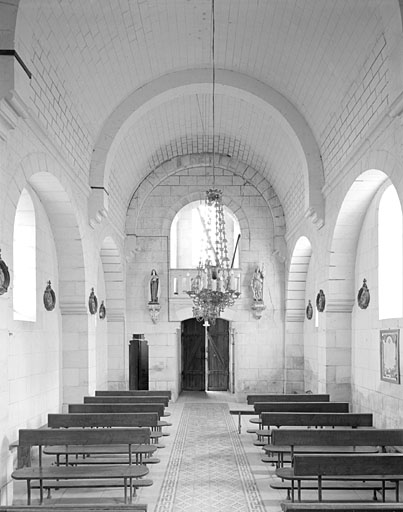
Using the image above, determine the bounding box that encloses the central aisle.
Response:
[154,399,265,512]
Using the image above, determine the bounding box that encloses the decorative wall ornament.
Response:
[88,288,98,315]
[380,329,400,384]
[0,249,10,296]
[148,303,161,324]
[43,281,56,311]
[99,300,106,319]
[306,300,313,320]
[357,278,370,309]
[316,289,326,312]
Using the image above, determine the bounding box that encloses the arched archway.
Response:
[284,236,313,394]
[322,168,389,402]
[100,235,127,389]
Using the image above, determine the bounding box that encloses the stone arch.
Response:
[286,236,313,322]
[327,169,389,311]
[2,151,91,404]
[126,153,285,259]
[2,152,87,312]
[90,69,324,225]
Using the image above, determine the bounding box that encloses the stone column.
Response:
[318,298,354,402]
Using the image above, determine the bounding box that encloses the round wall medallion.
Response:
[0,250,10,296]
[316,289,326,312]
[306,300,313,320]
[88,288,98,315]
[99,300,106,319]
[43,281,56,311]
[357,278,370,310]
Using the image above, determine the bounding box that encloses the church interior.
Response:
[2,0,403,510]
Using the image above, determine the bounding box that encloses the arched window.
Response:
[170,200,241,269]
[378,185,402,320]
[13,189,36,321]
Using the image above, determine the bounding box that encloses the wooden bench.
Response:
[68,403,167,417]
[256,412,373,449]
[46,413,160,465]
[271,429,403,502]
[48,412,159,429]
[292,453,403,502]
[67,404,168,446]
[95,390,171,400]
[84,396,170,407]
[247,394,330,405]
[255,402,350,414]
[281,503,403,511]
[0,507,148,511]
[230,401,349,434]
[12,428,152,505]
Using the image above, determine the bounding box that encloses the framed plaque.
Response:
[380,329,400,384]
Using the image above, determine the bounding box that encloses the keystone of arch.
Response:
[90,68,324,226]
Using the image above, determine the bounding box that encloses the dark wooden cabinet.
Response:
[129,334,149,390]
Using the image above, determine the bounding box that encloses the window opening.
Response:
[170,200,240,269]
[378,185,402,320]
[13,189,36,321]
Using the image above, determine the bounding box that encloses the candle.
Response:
[211,279,217,291]
[173,277,178,294]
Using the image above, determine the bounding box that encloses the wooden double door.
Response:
[181,318,229,391]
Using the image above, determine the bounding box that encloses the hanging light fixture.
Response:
[185,0,241,324]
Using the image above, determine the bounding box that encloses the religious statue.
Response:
[149,269,159,303]
[251,266,264,302]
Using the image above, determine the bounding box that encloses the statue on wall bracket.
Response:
[251,265,266,319]
[148,269,161,323]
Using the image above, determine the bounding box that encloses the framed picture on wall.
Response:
[380,329,400,384]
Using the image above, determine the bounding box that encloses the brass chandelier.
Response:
[186,189,240,324]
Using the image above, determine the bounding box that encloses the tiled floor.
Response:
[11,391,398,511]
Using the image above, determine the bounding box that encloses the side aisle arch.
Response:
[284,236,313,393]
[322,162,390,402]
[2,152,92,405]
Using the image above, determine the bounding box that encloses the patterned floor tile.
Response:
[154,402,265,512]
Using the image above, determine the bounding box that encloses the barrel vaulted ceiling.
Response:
[14,0,400,231]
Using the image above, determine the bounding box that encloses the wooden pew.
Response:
[46,413,160,465]
[230,400,348,434]
[12,428,153,505]
[84,395,170,407]
[96,390,171,400]
[281,504,403,511]
[247,394,330,405]
[48,412,159,429]
[68,403,166,417]
[257,411,373,452]
[0,507,148,512]
[254,402,350,414]
[271,429,403,501]
[292,453,403,502]
[260,412,372,428]
[67,403,169,446]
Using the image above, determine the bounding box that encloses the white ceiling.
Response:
[15,0,398,227]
